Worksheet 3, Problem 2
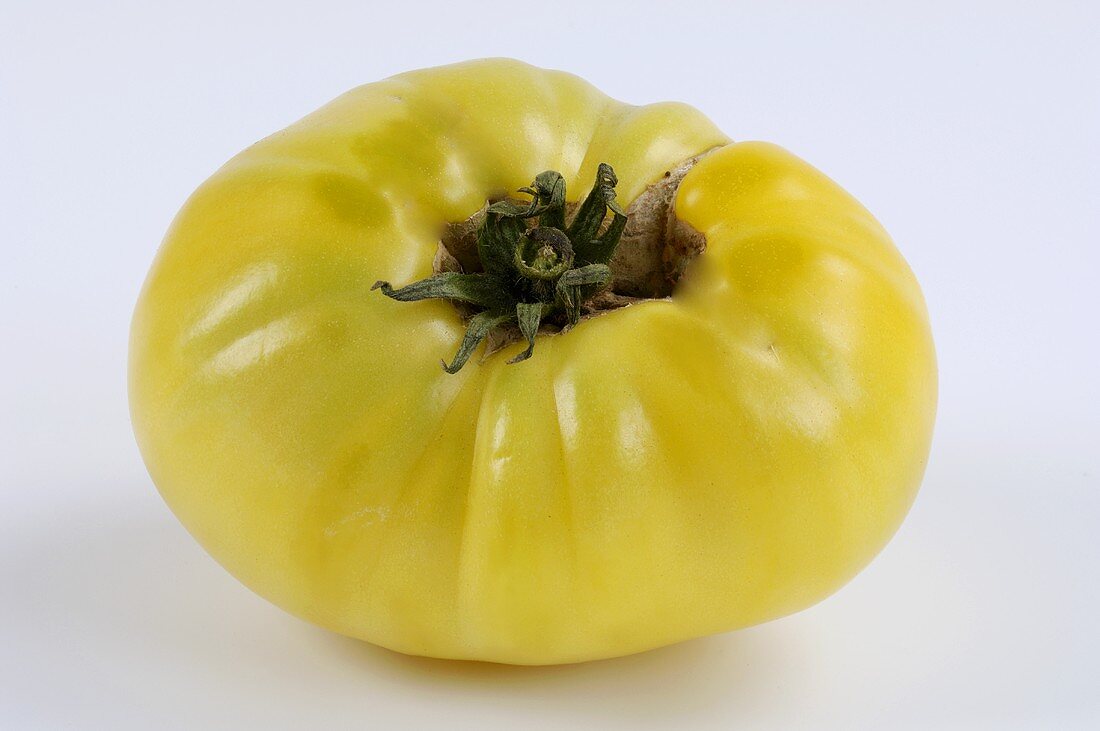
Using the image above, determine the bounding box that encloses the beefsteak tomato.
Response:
[130,59,936,664]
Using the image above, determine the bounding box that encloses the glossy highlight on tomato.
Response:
[130,59,936,665]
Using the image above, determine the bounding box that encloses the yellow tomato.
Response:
[130,59,936,665]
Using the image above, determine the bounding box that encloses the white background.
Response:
[2,1,1098,728]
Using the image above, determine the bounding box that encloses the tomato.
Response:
[130,59,936,665]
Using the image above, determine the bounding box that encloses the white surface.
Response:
[2,1,1098,728]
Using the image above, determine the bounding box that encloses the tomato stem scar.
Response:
[372,164,627,373]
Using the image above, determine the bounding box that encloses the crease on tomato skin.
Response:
[453,359,516,655]
[622,313,869,630]
[513,66,605,180]
[372,63,610,214]
[563,235,932,636]
[578,103,730,209]
[532,309,748,655]
[451,348,586,660]
[674,143,929,313]
[294,359,491,653]
[549,369,582,585]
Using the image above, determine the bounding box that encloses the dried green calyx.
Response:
[373,164,628,373]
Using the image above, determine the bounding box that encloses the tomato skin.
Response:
[130,59,936,664]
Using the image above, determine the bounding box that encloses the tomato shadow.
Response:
[319,626,796,725]
[3,493,803,727]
